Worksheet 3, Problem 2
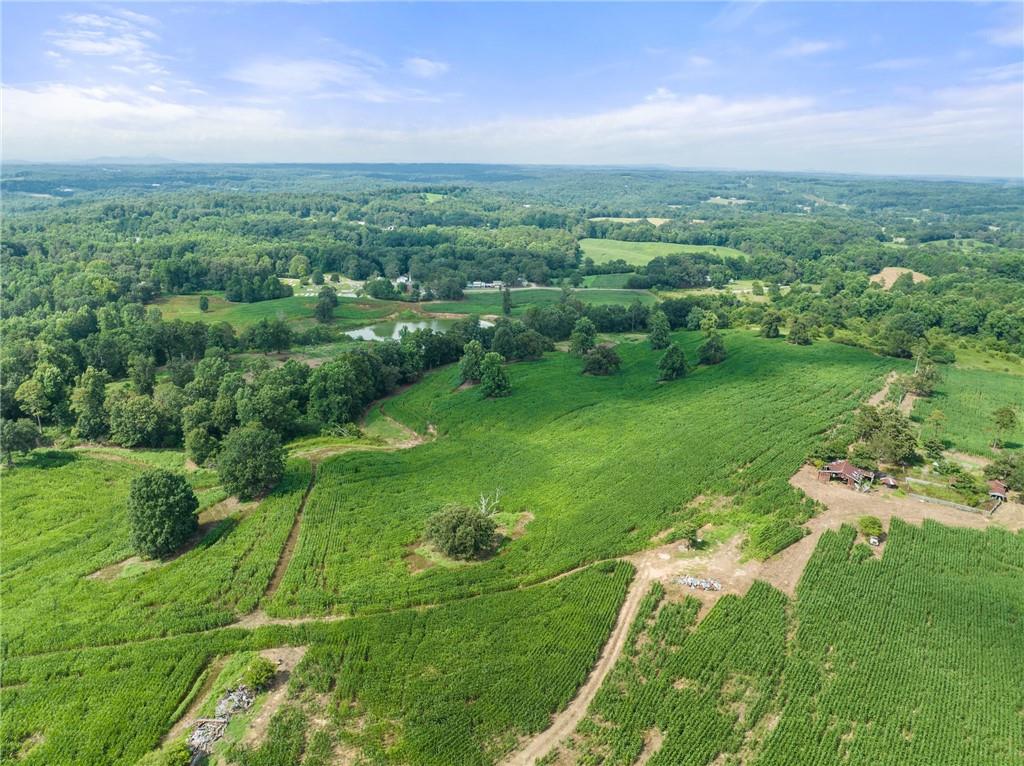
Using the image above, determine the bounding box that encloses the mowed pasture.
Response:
[912,365,1024,454]
[150,292,396,329]
[579,238,747,266]
[424,287,655,316]
[266,332,892,617]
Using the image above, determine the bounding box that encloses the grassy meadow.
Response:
[424,286,655,315]
[150,292,396,329]
[579,238,747,266]
[912,365,1024,454]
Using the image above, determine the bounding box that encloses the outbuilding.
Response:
[818,459,875,489]
[988,480,1009,501]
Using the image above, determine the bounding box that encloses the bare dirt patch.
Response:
[240,646,310,748]
[636,727,664,765]
[944,451,992,469]
[869,267,930,290]
[868,371,898,406]
[87,555,147,581]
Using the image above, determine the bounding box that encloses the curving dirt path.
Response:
[501,571,653,766]
[499,465,1023,765]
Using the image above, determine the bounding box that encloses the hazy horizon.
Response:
[3,2,1022,176]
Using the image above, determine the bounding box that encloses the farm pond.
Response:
[346,318,493,340]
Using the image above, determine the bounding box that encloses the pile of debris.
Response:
[676,575,722,592]
[187,685,255,758]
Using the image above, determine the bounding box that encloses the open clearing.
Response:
[588,216,670,226]
[869,266,931,289]
[579,238,747,266]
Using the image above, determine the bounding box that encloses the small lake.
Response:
[345,318,492,341]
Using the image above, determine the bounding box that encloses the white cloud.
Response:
[777,39,843,58]
[866,58,929,72]
[983,22,1023,47]
[688,55,713,69]
[3,80,1020,177]
[227,57,438,103]
[403,57,449,79]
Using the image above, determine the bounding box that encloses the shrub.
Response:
[858,516,883,538]
[127,470,199,559]
[582,345,621,376]
[658,343,688,381]
[158,740,192,766]
[217,424,285,500]
[242,657,278,690]
[425,504,496,560]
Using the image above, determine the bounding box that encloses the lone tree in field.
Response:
[648,310,671,350]
[0,418,39,466]
[569,317,597,357]
[480,352,511,398]
[760,309,783,339]
[425,503,496,560]
[127,469,198,559]
[315,286,338,323]
[697,331,727,365]
[199,295,210,312]
[858,516,883,539]
[658,343,689,381]
[786,316,814,346]
[459,340,486,384]
[583,345,621,376]
[217,424,285,499]
[992,406,1018,448]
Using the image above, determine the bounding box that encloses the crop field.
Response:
[579,238,747,266]
[0,561,631,766]
[1,454,311,654]
[266,332,891,617]
[423,287,655,315]
[150,293,396,329]
[558,520,1024,766]
[912,365,1024,454]
[581,273,635,288]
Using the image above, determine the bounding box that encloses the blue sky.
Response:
[3,2,1022,176]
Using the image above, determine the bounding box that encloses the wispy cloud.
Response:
[982,21,1023,47]
[227,56,439,103]
[777,39,843,58]
[403,57,449,79]
[866,57,929,72]
[45,10,168,77]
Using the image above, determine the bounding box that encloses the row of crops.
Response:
[564,581,789,765]
[2,456,311,654]
[0,563,631,766]
[267,331,892,617]
[756,520,1024,766]
[561,520,1024,766]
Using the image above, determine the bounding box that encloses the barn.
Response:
[818,459,876,489]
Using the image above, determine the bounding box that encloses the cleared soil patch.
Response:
[870,267,930,290]
[868,370,899,406]
[240,646,309,748]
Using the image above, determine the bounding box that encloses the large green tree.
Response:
[70,367,111,441]
[582,345,622,376]
[0,419,39,466]
[127,469,199,559]
[425,504,496,560]
[648,310,671,350]
[459,340,485,384]
[658,343,689,381]
[480,353,511,398]
[569,317,597,357]
[217,424,285,499]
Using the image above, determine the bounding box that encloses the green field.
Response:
[561,520,1024,766]
[150,293,396,329]
[266,332,890,617]
[581,273,635,288]
[425,287,655,315]
[912,365,1024,454]
[580,238,747,266]
[2,332,981,766]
